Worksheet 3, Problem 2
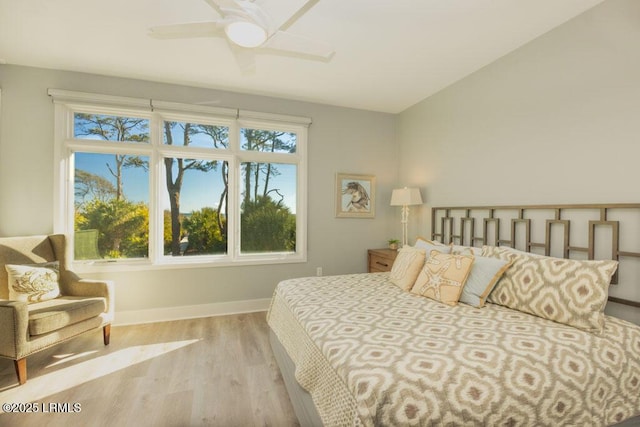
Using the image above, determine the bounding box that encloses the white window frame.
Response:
[50,89,309,272]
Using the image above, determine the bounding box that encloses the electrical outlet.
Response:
[316,267,323,276]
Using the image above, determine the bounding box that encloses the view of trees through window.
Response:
[72,112,298,260]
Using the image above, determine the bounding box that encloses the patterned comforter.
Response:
[267,273,640,426]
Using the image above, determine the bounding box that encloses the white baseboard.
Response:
[113,298,272,326]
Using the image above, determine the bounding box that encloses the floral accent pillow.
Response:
[410,251,474,306]
[5,262,61,303]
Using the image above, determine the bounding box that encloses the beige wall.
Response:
[397,0,640,323]
[0,65,398,316]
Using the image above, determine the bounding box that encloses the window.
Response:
[51,90,309,270]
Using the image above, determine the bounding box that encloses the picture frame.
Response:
[335,173,376,218]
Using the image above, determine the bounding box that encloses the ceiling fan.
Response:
[149,0,334,71]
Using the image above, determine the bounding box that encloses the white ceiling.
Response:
[0,0,605,114]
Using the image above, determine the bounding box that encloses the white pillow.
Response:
[5,262,61,303]
[414,237,451,254]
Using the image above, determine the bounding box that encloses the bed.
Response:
[267,204,640,426]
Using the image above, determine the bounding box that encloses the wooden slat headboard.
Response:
[431,204,640,308]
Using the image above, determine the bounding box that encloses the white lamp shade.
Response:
[390,187,423,206]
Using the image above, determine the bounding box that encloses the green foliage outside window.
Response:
[75,198,148,259]
[182,207,227,255]
[241,196,296,253]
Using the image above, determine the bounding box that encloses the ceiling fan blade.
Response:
[261,30,334,60]
[203,0,243,16]
[149,22,224,39]
[229,44,257,73]
[272,0,320,32]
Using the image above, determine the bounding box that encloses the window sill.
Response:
[72,254,307,274]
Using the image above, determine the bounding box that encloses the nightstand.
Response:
[367,248,398,272]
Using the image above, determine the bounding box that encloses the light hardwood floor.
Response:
[0,312,300,427]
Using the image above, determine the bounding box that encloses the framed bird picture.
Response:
[335,173,376,218]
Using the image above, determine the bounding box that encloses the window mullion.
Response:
[53,103,72,235]
[149,112,163,264]
[226,156,238,261]
[67,140,151,156]
[238,151,299,164]
[227,121,239,261]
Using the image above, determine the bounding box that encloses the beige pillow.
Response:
[482,246,618,334]
[5,263,61,303]
[410,250,474,306]
[389,246,426,291]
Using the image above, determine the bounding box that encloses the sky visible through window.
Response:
[75,154,297,213]
[73,113,298,215]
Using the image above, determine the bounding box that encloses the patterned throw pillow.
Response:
[410,250,474,306]
[459,256,512,308]
[389,246,426,291]
[5,262,61,303]
[482,246,618,333]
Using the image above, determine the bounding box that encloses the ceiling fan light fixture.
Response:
[225,21,267,48]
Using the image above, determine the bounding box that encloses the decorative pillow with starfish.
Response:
[410,250,474,306]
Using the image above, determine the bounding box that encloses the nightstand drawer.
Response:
[367,249,398,272]
[369,254,393,272]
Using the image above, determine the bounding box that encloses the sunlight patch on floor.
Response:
[1,339,200,410]
[47,351,99,368]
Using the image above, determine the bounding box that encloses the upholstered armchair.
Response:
[0,234,114,385]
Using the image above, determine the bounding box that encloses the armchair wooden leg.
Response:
[103,324,111,346]
[14,358,26,385]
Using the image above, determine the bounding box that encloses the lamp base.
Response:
[401,205,410,247]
